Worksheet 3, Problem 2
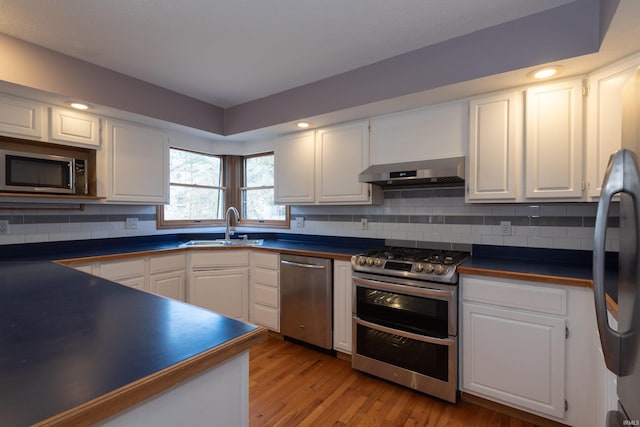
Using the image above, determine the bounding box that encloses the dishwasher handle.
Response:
[280,259,326,269]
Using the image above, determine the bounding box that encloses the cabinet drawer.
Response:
[150,253,185,274]
[253,267,279,287]
[462,275,567,316]
[99,258,146,280]
[252,251,279,269]
[190,250,249,268]
[253,283,279,308]
[253,305,279,331]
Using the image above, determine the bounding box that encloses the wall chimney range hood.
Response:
[359,157,465,188]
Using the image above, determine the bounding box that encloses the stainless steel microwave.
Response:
[0,149,88,195]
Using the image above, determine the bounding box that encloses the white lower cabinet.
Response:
[249,252,280,331]
[462,302,566,417]
[460,275,597,427]
[333,260,352,354]
[149,253,186,301]
[70,253,186,299]
[97,258,148,291]
[188,250,250,322]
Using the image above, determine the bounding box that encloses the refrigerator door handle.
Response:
[594,149,640,376]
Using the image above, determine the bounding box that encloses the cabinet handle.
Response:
[280,260,326,269]
[354,317,455,346]
[594,148,640,376]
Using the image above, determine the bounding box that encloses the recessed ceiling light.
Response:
[297,122,310,128]
[68,102,90,110]
[528,65,563,80]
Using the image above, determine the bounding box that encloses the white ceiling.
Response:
[0,0,574,108]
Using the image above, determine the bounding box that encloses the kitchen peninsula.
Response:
[0,261,266,426]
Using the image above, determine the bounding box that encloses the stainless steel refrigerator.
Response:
[594,68,640,426]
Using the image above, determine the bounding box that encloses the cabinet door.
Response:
[103,119,169,203]
[316,121,372,204]
[462,302,566,418]
[333,260,353,354]
[49,107,101,148]
[150,270,185,301]
[586,55,640,198]
[0,94,44,139]
[369,101,466,165]
[274,131,315,204]
[98,258,147,284]
[250,251,279,331]
[467,91,521,201]
[118,276,146,291]
[525,79,584,199]
[190,268,249,321]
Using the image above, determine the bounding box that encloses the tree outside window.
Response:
[240,153,288,227]
[158,149,288,229]
[157,148,225,228]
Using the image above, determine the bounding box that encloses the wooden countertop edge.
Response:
[457,266,593,288]
[56,245,355,265]
[34,327,268,427]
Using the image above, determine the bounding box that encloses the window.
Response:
[157,148,225,228]
[239,153,289,227]
[158,149,288,229]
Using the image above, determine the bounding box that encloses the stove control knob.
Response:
[358,256,367,266]
[424,263,435,274]
[366,257,375,266]
[374,258,384,267]
[434,264,447,275]
[415,263,424,272]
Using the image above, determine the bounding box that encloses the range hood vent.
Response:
[359,157,465,188]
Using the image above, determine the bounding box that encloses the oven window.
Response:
[356,287,449,337]
[356,323,449,382]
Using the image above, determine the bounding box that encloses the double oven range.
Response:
[351,246,468,403]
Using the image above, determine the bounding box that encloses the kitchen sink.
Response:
[179,239,264,247]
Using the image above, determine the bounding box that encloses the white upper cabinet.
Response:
[525,79,585,199]
[274,130,316,204]
[274,122,381,205]
[49,107,101,148]
[0,94,45,140]
[586,53,640,199]
[101,119,169,204]
[369,101,466,165]
[467,91,522,201]
[316,120,373,204]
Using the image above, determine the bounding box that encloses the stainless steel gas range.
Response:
[351,246,469,403]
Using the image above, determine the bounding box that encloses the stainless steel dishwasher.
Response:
[280,254,333,349]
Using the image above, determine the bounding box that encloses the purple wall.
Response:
[0,33,225,134]
[224,0,606,134]
[0,0,616,137]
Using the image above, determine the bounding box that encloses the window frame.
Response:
[156,147,227,229]
[236,152,289,228]
[157,149,289,229]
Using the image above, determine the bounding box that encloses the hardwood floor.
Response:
[249,335,538,427]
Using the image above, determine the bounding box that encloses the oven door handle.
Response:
[354,317,455,347]
[353,276,454,300]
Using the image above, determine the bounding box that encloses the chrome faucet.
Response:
[225,206,240,241]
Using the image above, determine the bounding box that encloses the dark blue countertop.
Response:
[0,233,384,262]
[460,245,619,302]
[0,233,382,425]
[0,261,261,426]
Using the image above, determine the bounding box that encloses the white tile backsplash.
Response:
[0,193,618,252]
